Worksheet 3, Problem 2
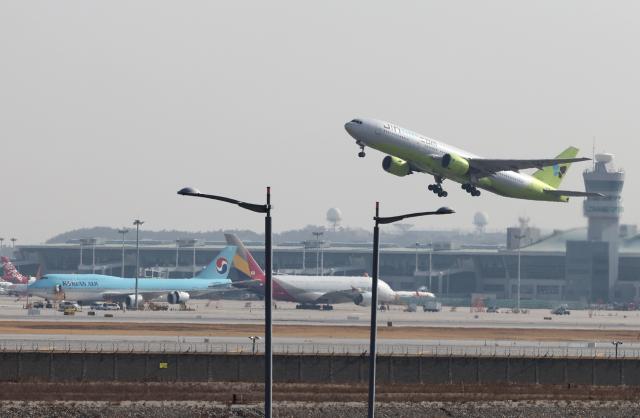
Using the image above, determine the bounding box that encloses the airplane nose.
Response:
[344,121,357,138]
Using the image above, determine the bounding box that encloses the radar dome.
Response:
[473,212,489,232]
[595,153,613,164]
[326,208,342,230]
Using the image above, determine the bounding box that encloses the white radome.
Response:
[473,212,489,229]
[595,153,614,164]
[326,208,342,224]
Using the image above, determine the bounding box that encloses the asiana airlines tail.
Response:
[344,117,602,201]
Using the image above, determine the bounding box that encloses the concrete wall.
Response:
[0,352,634,386]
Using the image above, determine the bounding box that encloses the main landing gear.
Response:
[357,143,366,158]
[462,183,481,197]
[428,177,448,197]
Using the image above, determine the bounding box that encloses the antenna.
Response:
[592,136,595,171]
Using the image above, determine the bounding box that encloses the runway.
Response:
[0,296,639,356]
[8,296,640,330]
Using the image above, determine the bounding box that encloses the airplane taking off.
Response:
[344,118,602,201]
[27,246,237,306]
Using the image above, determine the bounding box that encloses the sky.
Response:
[1,1,639,243]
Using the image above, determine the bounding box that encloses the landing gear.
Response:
[357,142,366,158]
[462,183,481,197]
[428,177,448,197]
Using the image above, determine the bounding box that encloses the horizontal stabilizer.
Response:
[544,189,604,198]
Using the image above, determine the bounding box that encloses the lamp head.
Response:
[436,207,455,215]
[177,187,201,196]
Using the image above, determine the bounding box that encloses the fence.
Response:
[0,340,637,359]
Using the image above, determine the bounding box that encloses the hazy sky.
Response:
[2,1,639,243]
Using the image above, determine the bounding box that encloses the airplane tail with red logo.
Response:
[224,234,266,283]
[1,257,30,284]
[194,246,237,280]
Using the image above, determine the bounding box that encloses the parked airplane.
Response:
[344,118,601,201]
[225,233,427,308]
[1,257,36,294]
[27,246,237,306]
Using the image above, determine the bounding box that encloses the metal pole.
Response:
[92,243,96,274]
[517,246,521,311]
[175,242,179,269]
[192,244,196,277]
[79,244,83,269]
[264,187,273,418]
[118,229,128,278]
[367,201,380,418]
[134,219,144,310]
[428,243,432,291]
[415,242,419,274]
[302,244,306,271]
[320,244,324,276]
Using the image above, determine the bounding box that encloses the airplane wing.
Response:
[101,291,166,301]
[543,190,604,198]
[314,290,362,304]
[468,157,590,174]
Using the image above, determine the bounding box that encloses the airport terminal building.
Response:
[14,155,637,306]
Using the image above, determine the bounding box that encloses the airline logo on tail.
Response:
[1,257,30,284]
[224,234,266,282]
[194,246,237,280]
[215,257,229,274]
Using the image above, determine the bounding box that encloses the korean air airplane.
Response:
[344,118,602,201]
[28,246,237,307]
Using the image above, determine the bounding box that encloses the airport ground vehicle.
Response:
[423,301,442,312]
[91,302,107,310]
[58,301,81,312]
[552,305,571,315]
[486,306,499,313]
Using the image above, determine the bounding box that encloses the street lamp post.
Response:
[302,242,306,272]
[428,242,433,291]
[313,231,323,275]
[612,340,623,358]
[0,238,4,249]
[367,203,454,418]
[133,219,144,310]
[177,186,272,418]
[118,228,129,277]
[192,242,197,277]
[414,242,420,274]
[92,241,96,274]
[10,238,17,248]
[515,233,526,311]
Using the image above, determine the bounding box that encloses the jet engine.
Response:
[354,291,372,307]
[441,153,470,176]
[382,156,411,177]
[125,294,144,308]
[168,291,190,304]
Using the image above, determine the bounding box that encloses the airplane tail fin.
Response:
[195,245,237,280]
[224,234,266,283]
[532,146,579,189]
[1,256,29,284]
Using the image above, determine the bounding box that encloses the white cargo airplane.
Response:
[344,118,601,200]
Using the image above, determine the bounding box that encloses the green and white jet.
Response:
[344,118,601,201]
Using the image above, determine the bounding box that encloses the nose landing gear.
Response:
[462,183,481,197]
[428,177,448,197]
[357,143,366,158]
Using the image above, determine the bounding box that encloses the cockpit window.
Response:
[351,119,363,125]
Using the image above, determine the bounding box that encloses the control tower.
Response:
[584,153,625,241]
[583,153,625,297]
